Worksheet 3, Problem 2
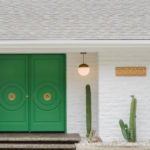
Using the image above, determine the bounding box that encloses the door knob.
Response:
[26,95,29,98]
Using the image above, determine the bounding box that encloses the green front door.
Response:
[0,54,66,132]
[0,55,28,131]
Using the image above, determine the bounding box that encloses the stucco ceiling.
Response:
[0,0,150,40]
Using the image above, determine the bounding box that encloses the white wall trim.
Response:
[0,40,150,48]
[0,40,150,53]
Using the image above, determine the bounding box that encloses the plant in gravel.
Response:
[119,95,137,142]
[85,84,102,143]
[88,130,95,141]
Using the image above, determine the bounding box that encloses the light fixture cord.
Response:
[83,53,85,64]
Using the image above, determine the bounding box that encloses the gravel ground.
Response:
[76,138,150,150]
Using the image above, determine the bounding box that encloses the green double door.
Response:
[0,54,66,132]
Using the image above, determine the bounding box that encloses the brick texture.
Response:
[98,48,150,142]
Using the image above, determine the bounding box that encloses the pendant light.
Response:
[78,52,90,76]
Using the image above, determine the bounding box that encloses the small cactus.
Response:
[119,95,137,142]
[86,84,92,138]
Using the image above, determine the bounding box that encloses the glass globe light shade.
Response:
[78,64,90,76]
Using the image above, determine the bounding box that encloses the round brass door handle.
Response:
[26,95,29,98]
[44,93,51,101]
[8,93,16,101]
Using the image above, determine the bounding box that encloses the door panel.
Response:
[0,55,28,131]
[30,55,66,132]
[0,54,66,132]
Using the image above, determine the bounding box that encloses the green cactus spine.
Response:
[119,95,137,142]
[129,95,136,142]
[86,84,92,137]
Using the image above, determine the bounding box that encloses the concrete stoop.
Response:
[0,133,81,150]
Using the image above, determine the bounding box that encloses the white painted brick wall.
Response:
[67,53,98,136]
[0,0,150,39]
[98,49,150,142]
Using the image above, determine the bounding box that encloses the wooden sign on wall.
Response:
[116,67,146,76]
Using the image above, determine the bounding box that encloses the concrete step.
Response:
[0,143,76,149]
[0,133,81,143]
[0,133,80,149]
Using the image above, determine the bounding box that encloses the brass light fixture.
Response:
[78,52,90,76]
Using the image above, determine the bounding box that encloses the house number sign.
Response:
[116,67,146,76]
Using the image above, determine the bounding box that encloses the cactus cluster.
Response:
[85,84,137,142]
[86,84,92,138]
[119,95,137,142]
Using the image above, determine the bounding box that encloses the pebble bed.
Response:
[76,138,150,150]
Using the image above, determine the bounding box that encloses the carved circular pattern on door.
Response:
[34,83,61,111]
[0,83,25,111]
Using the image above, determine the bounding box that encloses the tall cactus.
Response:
[119,95,137,142]
[86,84,92,137]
